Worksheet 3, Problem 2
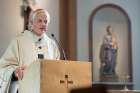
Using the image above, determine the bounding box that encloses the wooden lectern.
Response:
[19,60,92,93]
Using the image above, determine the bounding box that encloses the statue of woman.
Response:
[100,25,118,75]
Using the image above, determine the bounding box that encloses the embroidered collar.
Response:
[23,30,49,44]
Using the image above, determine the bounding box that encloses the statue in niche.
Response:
[100,25,118,81]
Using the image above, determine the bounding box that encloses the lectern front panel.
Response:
[40,60,92,93]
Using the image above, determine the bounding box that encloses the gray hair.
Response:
[28,9,50,31]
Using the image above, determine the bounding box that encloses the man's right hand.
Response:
[14,65,26,80]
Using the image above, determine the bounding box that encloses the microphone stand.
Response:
[51,34,67,60]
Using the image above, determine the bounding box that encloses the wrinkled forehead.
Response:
[29,9,50,25]
[33,9,47,18]
[30,9,50,21]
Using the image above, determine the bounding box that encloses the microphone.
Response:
[51,34,67,60]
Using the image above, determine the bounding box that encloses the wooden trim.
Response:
[59,0,77,60]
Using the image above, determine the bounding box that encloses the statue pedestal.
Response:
[100,74,118,82]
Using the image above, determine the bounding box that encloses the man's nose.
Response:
[42,22,46,26]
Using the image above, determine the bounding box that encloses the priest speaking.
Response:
[0,8,60,93]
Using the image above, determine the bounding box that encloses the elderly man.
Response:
[0,8,60,93]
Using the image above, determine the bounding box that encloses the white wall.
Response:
[0,0,24,57]
[77,0,140,89]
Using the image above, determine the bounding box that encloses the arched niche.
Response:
[89,4,132,88]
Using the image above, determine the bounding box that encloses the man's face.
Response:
[32,11,48,36]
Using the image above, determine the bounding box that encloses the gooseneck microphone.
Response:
[51,34,67,60]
